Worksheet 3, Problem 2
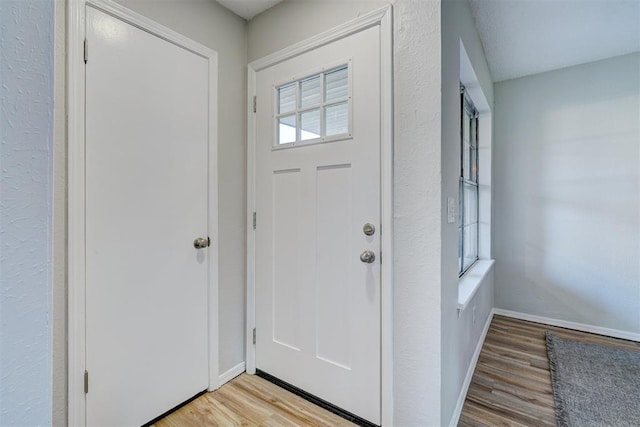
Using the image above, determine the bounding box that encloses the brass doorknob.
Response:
[193,237,209,249]
[360,250,375,264]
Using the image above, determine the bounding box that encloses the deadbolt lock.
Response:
[363,223,376,236]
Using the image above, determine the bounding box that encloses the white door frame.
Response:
[245,6,393,425]
[67,1,219,424]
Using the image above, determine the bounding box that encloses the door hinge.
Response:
[252,328,256,345]
[83,39,88,64]
[253,96,257,113]
[84,370,89,394]
[253,212,257,230]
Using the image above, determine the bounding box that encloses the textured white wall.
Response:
[440,0,494,424]
[494,53,640,334]
[247,0,386,62]
[52,1,67,425]
[0,0,54,425]
[110,0,248,375]
[248,1,444,424]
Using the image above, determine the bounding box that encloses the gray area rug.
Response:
[545,331,640,427]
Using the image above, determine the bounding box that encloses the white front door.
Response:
[85,6,212,426]
[254,26,381,424]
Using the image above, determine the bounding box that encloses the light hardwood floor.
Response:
[153,315,640,426]
[459,314,640,426]
[152,373,356,426]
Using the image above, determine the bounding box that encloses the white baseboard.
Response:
[493,308,640,343]
[449,309,495,427]
[218,361,246,387]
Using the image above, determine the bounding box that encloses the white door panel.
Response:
[85,6,210,426]
[255,26,381,424]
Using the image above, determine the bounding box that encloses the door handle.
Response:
[360,250,376,264]
[193,237,209,249]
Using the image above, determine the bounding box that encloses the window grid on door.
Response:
[275,62,351,147]
[459,84,479,276]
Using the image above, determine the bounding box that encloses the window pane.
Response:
[300,109,321,141]
[324,66,348,103]
[458,225,463,274]
[462,223,478,271]
[463,183,478,226]
[278,83,296,114]
[325,102,348,136]
[470,141,478,182]
[470,116,478,148]
[463,114,470,145]
[463,142,471,181]
[300,75,321,109]
[278,115,296,144]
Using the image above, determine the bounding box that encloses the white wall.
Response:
[494,53,640,335]
[0,0,54,425]
[440,0,494,424]
[247,0,386,61]
[53,0,67,425]
[248,1,444,425]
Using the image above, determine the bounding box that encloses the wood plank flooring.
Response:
[459,315,640,426]
[152,315,640,426]
[152,373,356,426]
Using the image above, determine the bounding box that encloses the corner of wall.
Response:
[440,0,495,424]
[52,0,69,424]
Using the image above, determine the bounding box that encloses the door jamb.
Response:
[67,1,220,425]
[245,6,394,425]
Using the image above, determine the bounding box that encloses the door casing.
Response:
[245,6,394,426]
[67,1,219,425]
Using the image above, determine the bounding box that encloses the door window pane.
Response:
[325,102,348,136]
[300,75,321,109]
[324,66,348,103]
[278,83,296,114]
[278,115,296,144]
[300,109,321,141]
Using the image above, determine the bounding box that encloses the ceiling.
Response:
[468,0,640,82]
[218,0,640,79]
[216,0,283,20]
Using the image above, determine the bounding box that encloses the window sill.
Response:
[457,259,495,311]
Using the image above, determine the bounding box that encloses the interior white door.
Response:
[254,26,381,424]
[85,6,210,426]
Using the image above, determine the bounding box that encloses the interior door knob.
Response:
[193,237,209,249]
[360,250,376,264]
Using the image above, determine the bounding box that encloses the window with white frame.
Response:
[275,64,351,146]
[459,84,479,276]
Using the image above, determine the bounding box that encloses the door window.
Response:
[275,63,351,147]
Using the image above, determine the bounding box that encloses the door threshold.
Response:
[255,370,379,427]
[141,390,207,427]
